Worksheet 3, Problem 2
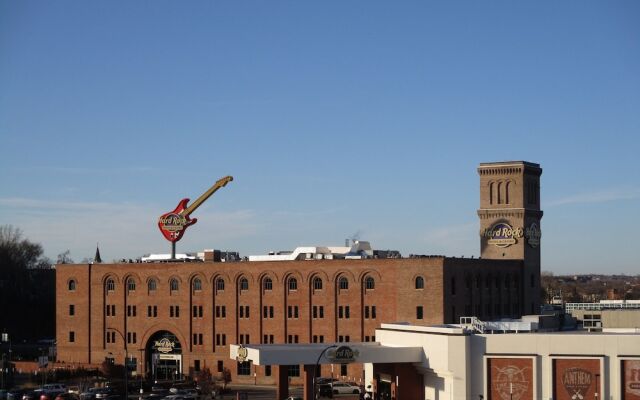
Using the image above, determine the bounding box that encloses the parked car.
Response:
[54,393,78,400]
[317,384,333,398]
[331,382,361,395]
[7,389,26,400]
[22,391,40,400]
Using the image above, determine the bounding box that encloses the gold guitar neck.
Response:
[182,176,233,216]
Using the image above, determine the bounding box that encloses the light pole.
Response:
[106,328,128,399]
[312,345,337,400]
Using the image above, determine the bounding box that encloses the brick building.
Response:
[55,161,543,384]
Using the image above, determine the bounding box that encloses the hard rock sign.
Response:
[158,176,233,243]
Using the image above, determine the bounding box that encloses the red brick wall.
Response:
[487,358,533,400]
[553,359,601,400]
[56,257,523,384]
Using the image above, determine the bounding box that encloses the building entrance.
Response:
[146,331,182,382]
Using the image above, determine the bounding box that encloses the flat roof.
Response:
[230,342,423,366]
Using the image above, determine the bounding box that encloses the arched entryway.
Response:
[146,330,183,382]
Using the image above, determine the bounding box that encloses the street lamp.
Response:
[312,345,337,400]
[106,328,128,399]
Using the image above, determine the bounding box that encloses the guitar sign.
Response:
[158,176,233,243]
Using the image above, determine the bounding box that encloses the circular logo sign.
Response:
[482,223,523,248]
[236,345,248,362]
[327,346,359,364]
[493,365,529,400]
[154,338,175,354]
[524,223,541,248]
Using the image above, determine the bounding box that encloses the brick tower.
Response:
[477,161,543,315]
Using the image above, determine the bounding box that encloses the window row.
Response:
[99,303,382,319]
[99,275,379,294]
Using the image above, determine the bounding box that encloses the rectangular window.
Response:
[111,305,115,316]
[338,335,343,342]
[340,364,347,376]
[194,360,200,372]
[193,334,197,345]
[345,335,350,342]
[263,334,268,343]
[345,306,350,319]
[269,335,274,344]
[153,306,157,317]
[365,336,370,342]
[106,305,110,316]
[313,306,317,319]
[216,306,220,318]
[364,306,369,319]
[129,332,133,343]
[133,332,137,343]
[133,305,136,317]
[319,306,324,318]
[294,306,298,318]
[193,306,198,318]
[222,334,226,345]
[263,306,268,318]
[313,335,317,343]
[217,360,223,373]
[371,306,376,319]
[245,306,250,318]
[216,334,220,346]
[288,365,300,378]
[339,306,343,319]
[319,335,324,343]
[269,306,274,318]
[69,305,75,316]
[222,306,226,318]
[288,306,292,319]
[127,305,131,317]
[148,305,152,317]
[69,331,75,342]
[265,366,271,376]
[175,306,179,318]
[170,306,174,318]
[417,306,424,320]
[239,306,244,318]
[288,335,292,343]
[294,335,298,343]
[237,361,251,376]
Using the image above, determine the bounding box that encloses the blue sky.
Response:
[1,1,638,274]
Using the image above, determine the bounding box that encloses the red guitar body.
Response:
[157,198,197,243]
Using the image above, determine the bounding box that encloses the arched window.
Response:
[313,277,323,290]
[365,276,375,290]
[106,278,115,292]
[216,278,225,291]
[415,276,424,289]
[263,277,273,291]
[497,182,503,204]
[489,182,494,205]
[505,181,511,204]
[338,277,349,290]
[239,278,249,291]
[127,278,136,292]
[170,279,179,291]
[68,280,76,291]
[193,278,202,291]
[288,278,298,291]
[148,279,157,291]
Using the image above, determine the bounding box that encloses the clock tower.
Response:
[478,161,543,315]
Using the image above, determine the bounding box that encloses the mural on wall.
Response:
[488,358,533,400]
[624,360,640,400]
[553,359,601,400]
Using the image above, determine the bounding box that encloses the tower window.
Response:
[313,277,323,290]
[263,277,273,291]
[365,276,375,290]
[339,277,349,290]
[415,276,424,289]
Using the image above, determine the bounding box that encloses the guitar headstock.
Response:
[216,176,234,187]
